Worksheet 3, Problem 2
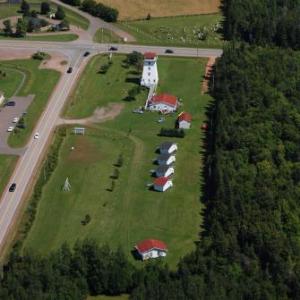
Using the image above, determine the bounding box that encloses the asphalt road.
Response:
[0,38,222,255]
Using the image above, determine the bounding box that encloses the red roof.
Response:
[135,239,167,253]
[144,52,157,59]
[151,94,178,107]
[154,177,170,186]
[178,112,192,122]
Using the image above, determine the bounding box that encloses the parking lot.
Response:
[0,95,34,155]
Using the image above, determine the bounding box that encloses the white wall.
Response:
[141,58,159,88]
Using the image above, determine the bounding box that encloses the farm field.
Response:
[23,54,209,267]
[0,155,18,197]
[117,14,223,48]
[0,67,24,98]
[100,0,220,20]
[0,59,60,148]
[93,28,123,44]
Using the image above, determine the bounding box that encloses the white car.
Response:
[7,126,14,132]
[34,132,39,139]
[12,117,19,123]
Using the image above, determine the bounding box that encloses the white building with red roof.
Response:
[153,176,173,192]
[135,239,168,260]
[178,112,192,129]
[141,52,159,88]
[148,93,178,113]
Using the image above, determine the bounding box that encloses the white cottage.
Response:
[135,239,168,260]
[178,112,192,129]
[159,142,177,154]
[141,52,159,88]
[154,177,173,192]
[147,93,178,113]
[155,165,174,178]
[157,154,176,166]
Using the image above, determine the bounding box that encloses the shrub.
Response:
[159,128,185,138]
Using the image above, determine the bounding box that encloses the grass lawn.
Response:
[24,54,209,267]
[0,67,24,98]
[0,155,18,196]
[93,28,124,44]
[0,59,60,148]
[0,33,78,42]
[117,14,223,48]
[99,0,220,20]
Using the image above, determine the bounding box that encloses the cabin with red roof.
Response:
[148,93,178,113]
[135,239,168,260]
[177,112,192,129]
[153,176,173,192]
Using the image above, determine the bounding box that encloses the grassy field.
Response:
[0,3,89,30]
[117,14,223,48]
[93,28,123,44]
[24,54,209,267]
[100,0,220,20]
[0,155,18,197]
[0,59,60,148]
[0,67,24,98]
[0,33,78,41]
[87,295,129,300]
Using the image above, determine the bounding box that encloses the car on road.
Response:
[12,117,19,123]
[9,183,16,192]
[6,101,15,106]
[7,126,14,132]
[34,132,39,139]
[165,49,174,54]
[109,46,118,51]
[83,51,90,57]
[67,67,73,74]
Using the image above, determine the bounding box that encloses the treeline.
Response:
[221,0,300,49]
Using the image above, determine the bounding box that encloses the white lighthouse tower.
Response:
[141,52,159,88]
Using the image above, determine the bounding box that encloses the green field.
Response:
[0,155,18,196]
[0,33,78,41]
[93,28,124,44]
[0,67,24,98]
[24,55,209,267]
[0,3,89,30]
[87,295,129,300]
[117,14,223,48]
[0,59,60,148]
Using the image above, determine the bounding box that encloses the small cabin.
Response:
[159,142,177,154]
[155,165,174,178]
[177,112,192,129]
[157,154,176,166]
[153,177,173,192]
[135,239,168,260]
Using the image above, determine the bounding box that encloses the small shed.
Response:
[153,177,173,192]
[155,165,174,178]
[135,239,168,260]
[159,141,177,154]
[157,154,176,166]
[178,112,192,129]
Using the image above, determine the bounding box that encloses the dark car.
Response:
[83,51,90,57]
[6,101,15,106]
[67,67,73,74]
[9,183,16,192]
[109,46,118,51]
[165,49,174,54]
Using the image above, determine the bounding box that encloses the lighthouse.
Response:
[141,52,159,88]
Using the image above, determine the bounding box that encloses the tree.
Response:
[2,20,13,37]
[127,86,140,101]
[55,6,65,20]
[126,51,143,70]
[15,18,27,37]
[59,19,70,31]
[40,2,50,15]
[146,13,151,20]
[20,0,30,16]
[30,10,38,18]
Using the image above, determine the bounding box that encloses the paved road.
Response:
[0,37,222,255]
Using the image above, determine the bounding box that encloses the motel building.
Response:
[141,52,159,88]
[135,239,168,260]
[155,165,174,178]
[157,154,176,166]
[153,176,173,192]
[177,112,192,129]
[159,141,178,154]
[147,93,178,113]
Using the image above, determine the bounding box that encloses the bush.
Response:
[32,51,48,60]
[40,2,50,14]
[159,128,185,138]
[55,6,65,20]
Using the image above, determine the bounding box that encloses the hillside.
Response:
[99,0,220,20]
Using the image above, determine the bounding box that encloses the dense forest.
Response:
[221,0,300,49]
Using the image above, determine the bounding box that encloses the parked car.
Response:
[12,117,19,123]
[6,101,15,106]
[9,183,16,192]
[7,126,14,132]
[67,67,73,74]
[109,46,118,51]
[34,132,39,139]
[165,49,174,54]
[83,51,90,57]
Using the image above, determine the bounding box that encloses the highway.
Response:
[0,37,222,255]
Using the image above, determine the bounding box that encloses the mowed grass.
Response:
[0,155,18,197]
[0,67,24,98]
[117,14,223,48]
[24,55,209,267]
[0,33,78,42]
[93,28,123,44]
[100,0,220,20]
[0,59,60,148]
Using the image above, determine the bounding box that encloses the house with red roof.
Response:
[148,93,178,113]
[135,239,168,260]
[177,112,192,129]
[153,176,173,192]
